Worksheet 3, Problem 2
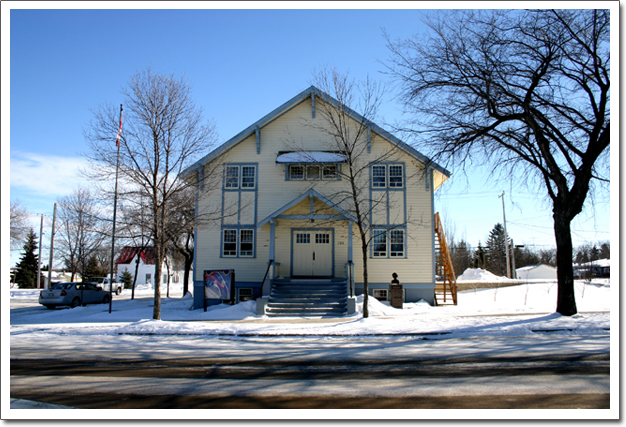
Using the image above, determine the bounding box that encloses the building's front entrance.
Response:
[292,229,333,277]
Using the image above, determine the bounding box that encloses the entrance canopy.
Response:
[257,189,356,228]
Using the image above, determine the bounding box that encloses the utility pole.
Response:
[499,192,511,279]
[47,203,57,289]
[37,214,43,289]
[108,104,123,314]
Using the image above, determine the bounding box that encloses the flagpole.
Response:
[108,104,123,314]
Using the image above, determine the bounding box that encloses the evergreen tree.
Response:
[120,270,133,289]
[485,223,510,277]
[15,229,39,288]
[473,242,487,269]
[83,255,106,281]
[451,239,472,277]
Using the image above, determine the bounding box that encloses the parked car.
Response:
[38,282,111,309]
[89,277,124,295]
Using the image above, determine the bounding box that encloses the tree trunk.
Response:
[131,254,140,300]
[359,228,369,319]
[153,248,163,320]
[183,252,193,296]
[554,207,577,316]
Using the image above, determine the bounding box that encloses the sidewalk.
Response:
[10,398,75,409]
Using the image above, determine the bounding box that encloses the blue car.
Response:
[38,282,111,309]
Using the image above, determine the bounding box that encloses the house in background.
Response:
[515,264,557,281]
[183,86,453,315]
[574,258,610,279]
[115,246,190,289]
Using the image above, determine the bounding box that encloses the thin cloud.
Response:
[10,151,88,198]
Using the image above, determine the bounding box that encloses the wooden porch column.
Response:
[269,219,276,263]
[348,220,353,262]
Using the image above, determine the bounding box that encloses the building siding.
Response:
[193,96,437,293]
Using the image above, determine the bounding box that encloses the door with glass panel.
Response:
[292,230,333,277]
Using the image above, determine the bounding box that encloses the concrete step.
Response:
[267,279,348,317]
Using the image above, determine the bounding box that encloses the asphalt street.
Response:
[10,334,610,409]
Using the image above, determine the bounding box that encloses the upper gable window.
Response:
[372,165,386,188]
[371,164,404,189]
[288,164,340,181]
[389,165,404,188]
[241,166,256,188]
[225,166,239,188]
[289,165,305,180]
[323,165,337,180]
[224,164,256,189]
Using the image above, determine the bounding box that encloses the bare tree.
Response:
[385,9,610,315]
[10,200,30,250]
[56,188,107,281]
[84,68,218,320]
[167,186,198,297]
[290,68,415,318]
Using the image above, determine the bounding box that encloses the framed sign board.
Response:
[204,270,235,311]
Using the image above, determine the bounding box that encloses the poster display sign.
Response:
[203,270,235,311]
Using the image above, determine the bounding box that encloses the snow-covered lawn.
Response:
[9,271,612,338]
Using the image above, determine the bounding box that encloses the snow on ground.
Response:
[9,272,611,339]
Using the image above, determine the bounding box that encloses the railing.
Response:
[262,260,275,294]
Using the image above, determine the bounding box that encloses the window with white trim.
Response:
[372,229,387,258]
[372,228,406,258]
[241,166,256,188]
[371,164,404,188]
[373,289,388,301]
[225,166,239,188]
[238,288,253,302]
[222,228,255,258]
[322,165,337,179]
[390,229,405,257]
[372,165,386,188]
[225,165,256,189]
[289,165,305,180]
[288,164,340,181]
[389,165,404,188]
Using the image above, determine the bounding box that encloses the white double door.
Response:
[292,229,333,277]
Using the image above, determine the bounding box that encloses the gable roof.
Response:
[257,188,357,228]
[116,247,156,265]
[182,86,451,184]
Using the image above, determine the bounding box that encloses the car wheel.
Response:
[116,287,122,295]
[70,297,81,308]
[45,305,56,310]
[103,295,111,304]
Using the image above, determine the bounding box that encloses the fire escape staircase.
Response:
[434,212,458,306]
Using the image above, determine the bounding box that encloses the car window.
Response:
[85,284,97,291]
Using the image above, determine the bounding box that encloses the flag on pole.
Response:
[115,104,123,146]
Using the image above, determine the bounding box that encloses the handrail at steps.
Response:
[262,260,274,290]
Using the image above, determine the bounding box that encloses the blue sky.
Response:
[4,4,614,268]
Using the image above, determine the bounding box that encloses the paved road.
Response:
[10,334,610,409]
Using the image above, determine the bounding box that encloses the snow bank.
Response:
[9,278,611,339]
[457,268,509,282]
